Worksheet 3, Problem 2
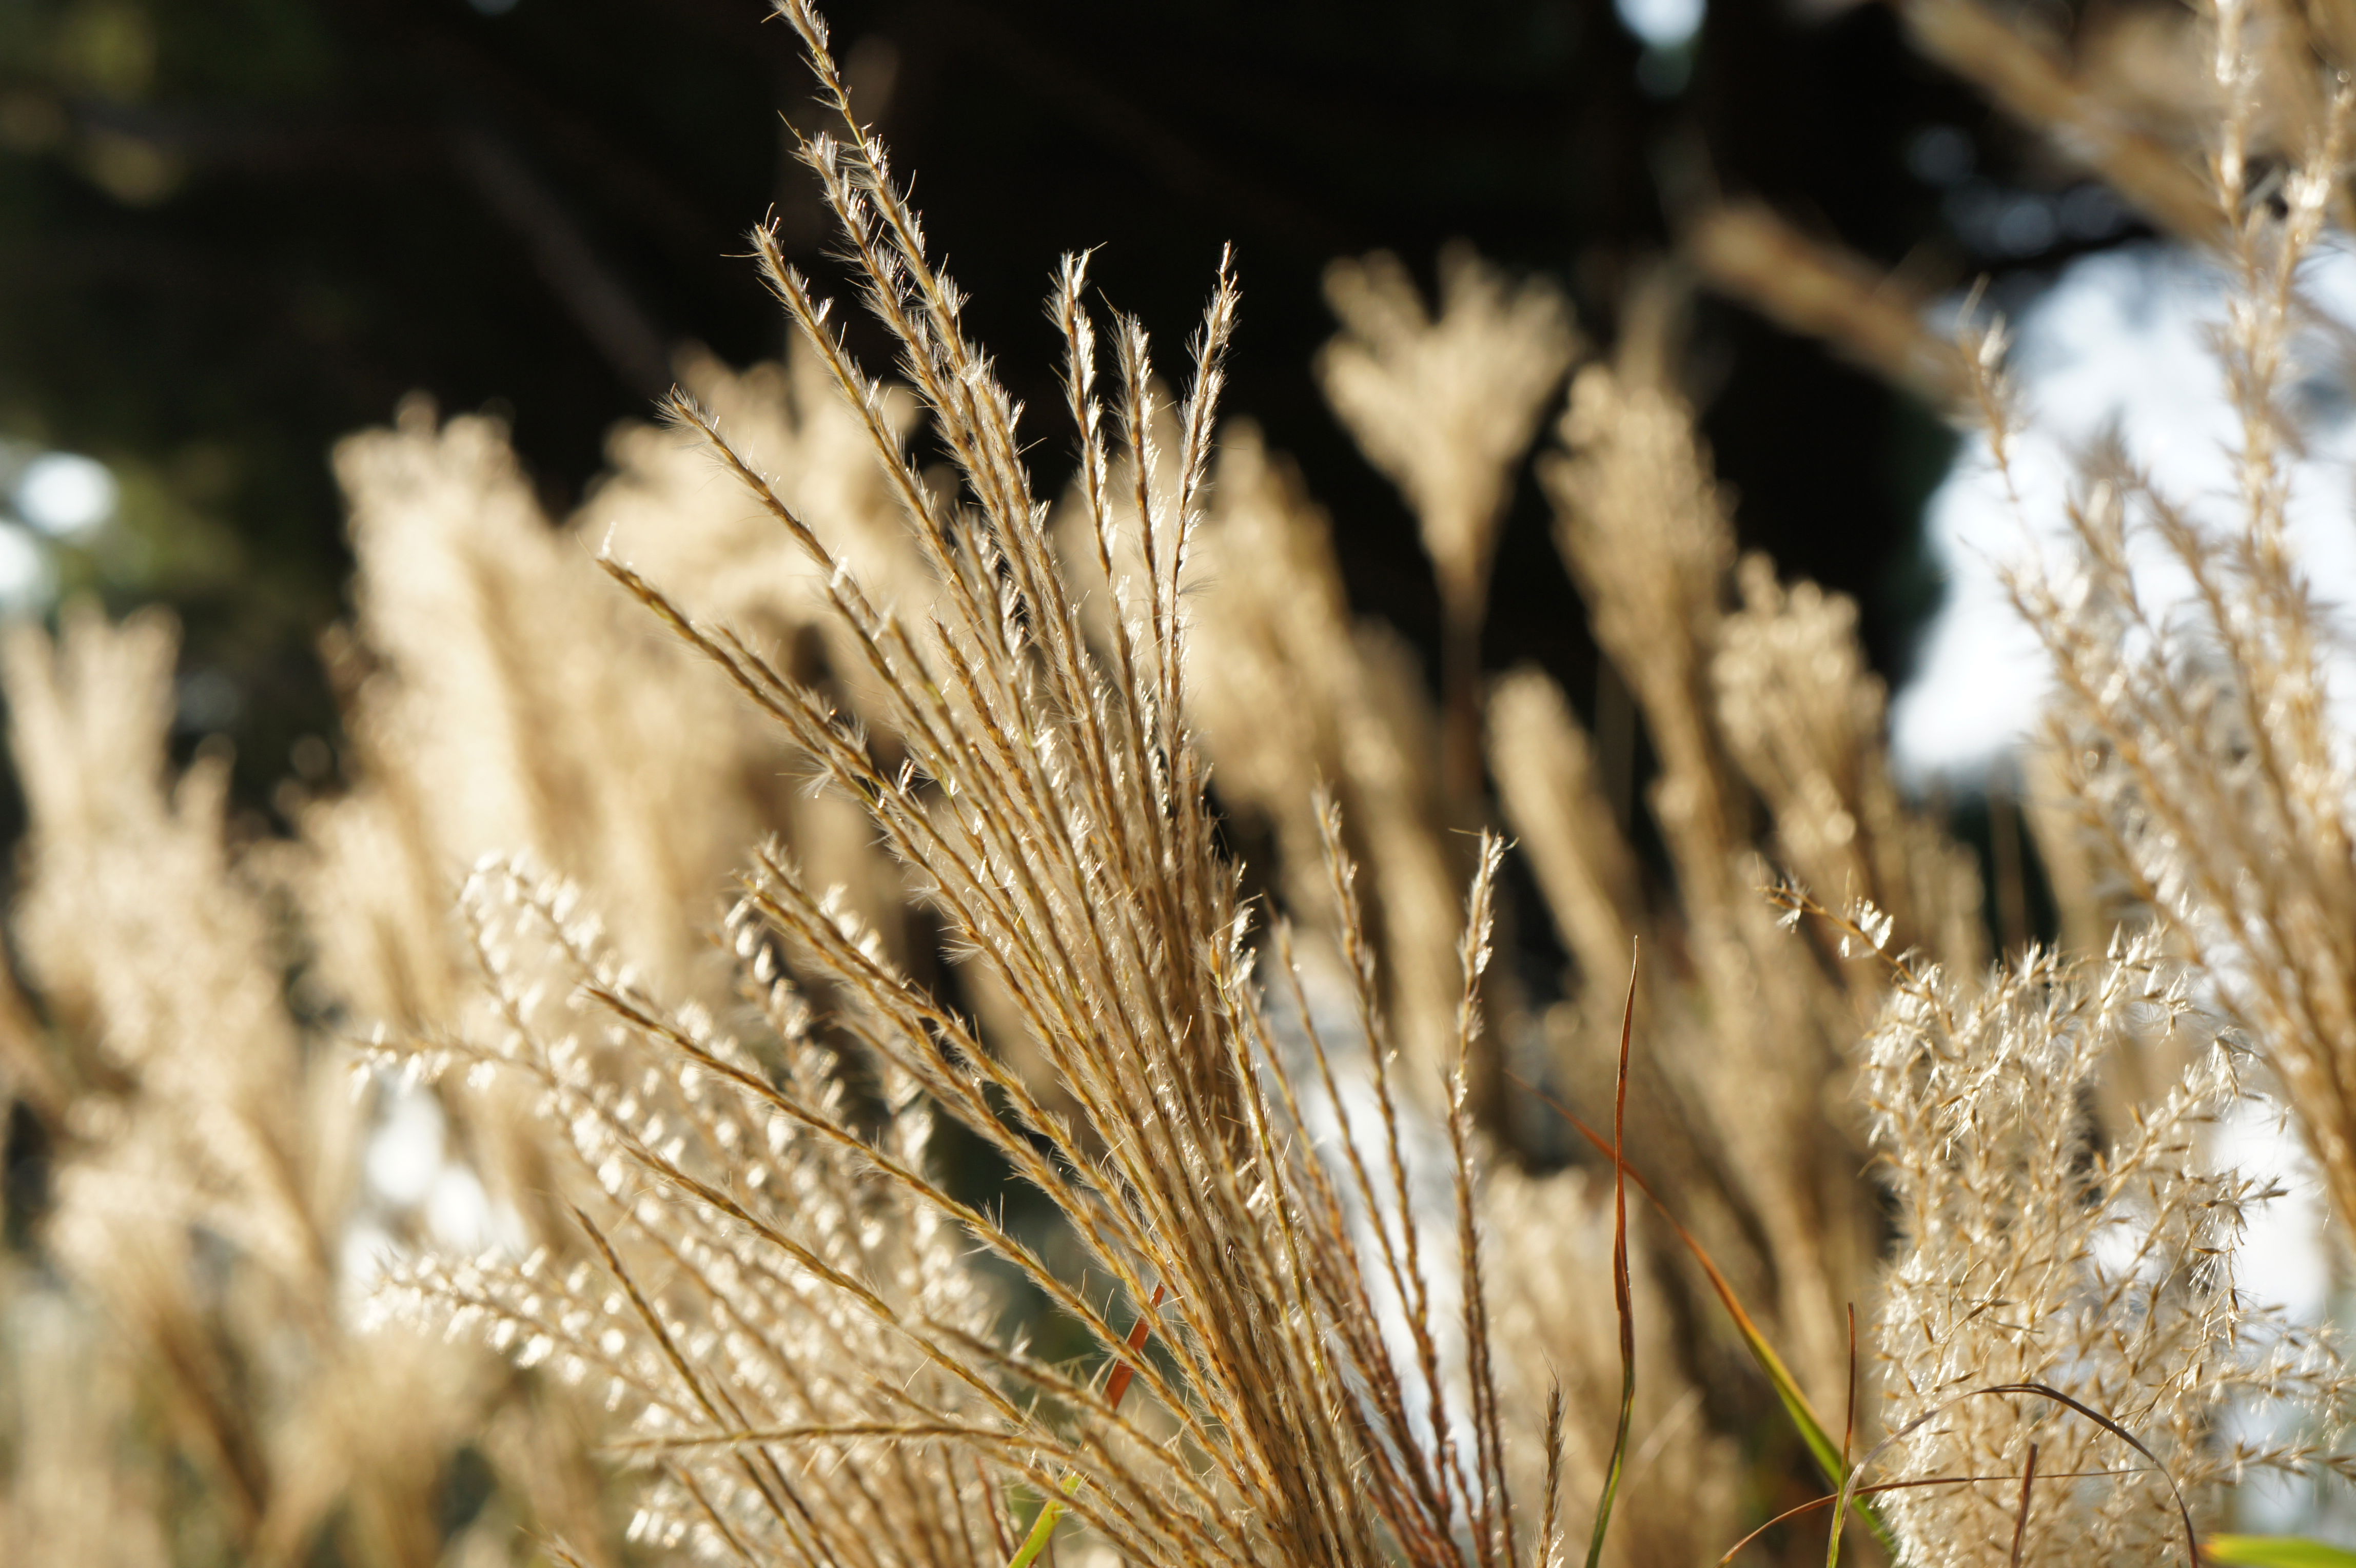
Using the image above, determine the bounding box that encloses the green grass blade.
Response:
[2206,1537,2356,1567]
[1006,1479,1083,1568]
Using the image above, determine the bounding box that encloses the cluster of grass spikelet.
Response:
[16,1,2356,1565]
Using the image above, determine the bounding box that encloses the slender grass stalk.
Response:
[1579,948,1638,1568]
[2007,1444,2038,1568]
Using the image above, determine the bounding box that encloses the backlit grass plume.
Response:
[392,5,1555,1565]
[9,2,2356,1565]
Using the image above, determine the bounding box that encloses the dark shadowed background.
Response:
[0,0,2119,822]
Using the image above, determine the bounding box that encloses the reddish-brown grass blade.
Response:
[2009,1443,2040,1567]
[1102,1282,1166,1408]
[1580,944,1640,1568]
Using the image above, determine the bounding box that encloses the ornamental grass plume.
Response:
[370,856,1002,1568]
[1180,425,1466,1099]
[10,1,2356,1565]
[0,605,494,1568]
[1856,919,2356,1568]
[1318,244,1578,808]
[2003,21,2356,1248]
[542,9,1554,1562]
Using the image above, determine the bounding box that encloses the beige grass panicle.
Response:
[1714,556,1985,982]
[1182,425,1465,1092]
[13,0,2356,1561]
[1318,245,1578,807]
[1,605,486,1568]
[1528,343,1910,1400]
[1485,667,1643,1002]
[1860,925,2355,1566]
[306,399,789,1011]
[450,6,1570,1567]
[1542,354,1744,910]
[582,342,936,738]
[1318,245,1577,634]
[370,856,1000,1568]
[2004,18,2356,1244]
